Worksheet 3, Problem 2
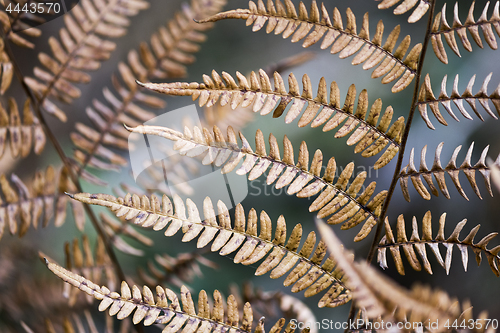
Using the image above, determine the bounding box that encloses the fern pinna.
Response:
[1,0,500,332]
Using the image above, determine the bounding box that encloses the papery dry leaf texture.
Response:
[138,70,405,170]
[126,124,388,241]
[377,0,431,23]
[418,73,500,129]
[197,0,422,92]
[431,1,500,64]
[378,211,500,276]
[399,142,499,201]
[45,258,316,333]
[70,192,353,308]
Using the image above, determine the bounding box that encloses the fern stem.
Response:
[345,2,438,330]
[366,0,437,265]
[1,38,128,287]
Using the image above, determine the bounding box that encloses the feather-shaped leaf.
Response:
[198,0,422,92]
[45,258,304,332]
[399,142,499,201]
[431,2,500,64]
[317,219,462,329]
[378,211,500,276]
[138,70,405,170]
[126,124,388,241]
[70,193,353,308]
[0,166,85,240]
[377,0,431,23]
[418,73,500,129]
[71,0,226,180]
[0,98,45,158]
[24,0,150,122]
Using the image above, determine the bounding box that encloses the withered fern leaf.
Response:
[71,0,226,180]
[399,142,499,201]
[126,124,387,241]
[377,211,500,276]
[138,70,405,170]
[70,192,353,308]
[198,0,422,92]
[431,1,500,64]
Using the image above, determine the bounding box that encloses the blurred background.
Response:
[1,0,500,331]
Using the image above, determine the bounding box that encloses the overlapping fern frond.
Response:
[378,211,500,276]
[70,193,353,308]
[127,124,388,241]
[198,0,422,92]
[0,166,85,240]
[431,1,500,64]
[399,142,499,201]
[377,0,431,23]
[24,0,149,122]
[139,70,405,170]
[0,98,45,158]
[70,0,226,180]
[46,259,314,333]
[317,220,463,331]
[418,73,500,129]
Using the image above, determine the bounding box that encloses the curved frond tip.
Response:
[125,124,388,241]
[399,142,499,201]
[431,2,500,64]
[378,211,500,276]
[197,0,422,92]
[71,192,353,308]
[419,73,500,129]
[138,70,405,170]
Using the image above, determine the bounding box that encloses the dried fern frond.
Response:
[139,251,217,288]
[198,0,422,92]
[0,165,85,240]
[0,0,45,49]
[377,0,431,23]
[24,0,149,122]
[0,38,14,95]
[138,70,405,170]
[399,142,499,201]
[0,98,45,158]
[431,2,500,64]
[46,259,270,332]
[62,235,118,306]
[418,73,500,129]
[70,193,353,308]
[127,124,388,241]
[378,211,500,276]
[71,0,226,179]
[317,219,462,330]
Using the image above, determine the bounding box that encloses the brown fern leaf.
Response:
[0,98,45,158]
[23,0,149,122]
[431,2,500,64]
[0,165,85,240]
[399,142,499,201]
[46,259,273,332]
[317,219,462,330]
[0,0,45,49]
[138,70,405,170]
[377,0,431,23]
[70,193,354,308]
[127,124,388,241]
[378,211,500,276]
[198,0,422,92]
[62,235,118,307]
[100,212,153,257]
[0,38,14,95]
[418,73,500,129]
[71,0,226,179]
[139,251,217,288]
